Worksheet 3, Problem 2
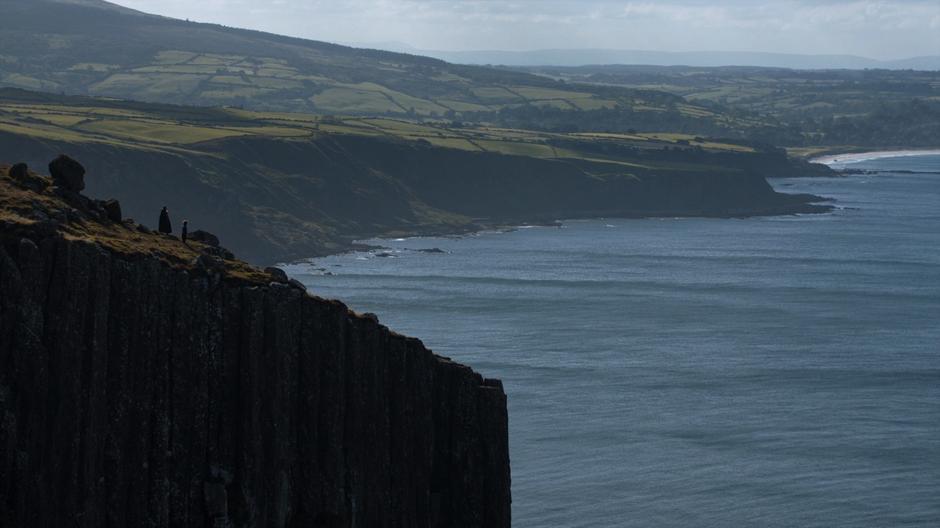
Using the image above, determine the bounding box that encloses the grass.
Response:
[155,51,198,64]
[4,103,147,118]
[18,112,89,127]
[0,90,761,167]
[89,73,208,99]
[1,73,58,91]
[568,98,617,111]
[436,100,491,112]
[201,87,276,100]
[68,63,118,72]
[527,66,940,139]
[471,87,525,103]
[0,119,95,143]
[12,43,747,122]
[132,65,223,75]
[312,88,402,114]
[423,137,482,151]
[357,118,440,136]
[1,1,773,136]
[77,119,250,144]
[475,140,557,157]
[0,165,270,283]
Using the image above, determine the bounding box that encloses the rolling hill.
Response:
[514,65,940,148]
[0,0,749,136]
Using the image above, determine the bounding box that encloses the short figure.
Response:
[158,206,172,234]
[181,220,189,244]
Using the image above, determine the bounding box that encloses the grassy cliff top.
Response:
[0,162,270,283]
[0,88,756,157]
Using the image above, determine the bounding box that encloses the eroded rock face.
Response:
[102,199,122,223]
[0,233,511,527]
[48,154,86,192]
[8,163,28,180]
[6,162,48,192]
[265,266,289,283]
[190,229,220,247]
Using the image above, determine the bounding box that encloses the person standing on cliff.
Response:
[158,206,172,235]
[181,220,188,244]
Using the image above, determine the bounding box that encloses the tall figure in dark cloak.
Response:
[158,206,173,234]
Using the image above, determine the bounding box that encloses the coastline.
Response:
[811,149,940,166]
[284,201,835,265]
[278,148,932,264]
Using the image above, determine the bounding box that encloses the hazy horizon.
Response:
[111,0,939,61]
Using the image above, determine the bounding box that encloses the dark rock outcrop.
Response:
[190,230,236,260]
[102,198,122,223]
[8,163,28,181]
[190,229,221,247]
[6,162,48,192]
[265,266,289,283]
[48,154,86,192]
[0,169,511,527]
[202,244,237,261]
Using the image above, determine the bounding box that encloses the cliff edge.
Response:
[0,161,511,527]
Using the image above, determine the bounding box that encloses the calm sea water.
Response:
[285,155,940,527]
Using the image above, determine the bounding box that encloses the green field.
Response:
[517,64,940,147]
[0,89,757,159]
[60,50,662,120]
[0,0,764,138]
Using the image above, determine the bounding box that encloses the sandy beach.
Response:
[812,149,940,165]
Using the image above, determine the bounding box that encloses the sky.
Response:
[113,0,940,59]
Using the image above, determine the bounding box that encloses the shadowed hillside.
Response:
[0,89,832,264]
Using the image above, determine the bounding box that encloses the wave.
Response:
[812,149,940,166]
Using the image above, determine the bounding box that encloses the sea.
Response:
[284,154,940,527]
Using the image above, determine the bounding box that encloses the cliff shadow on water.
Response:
[0,161,511,527]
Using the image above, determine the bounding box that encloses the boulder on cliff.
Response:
[101,199,122,223]
[288,277,307,291]
[9,163,28,180]
[48,155,86,192]
[190,229,235,259]
[265,266,289,283]
[190,229,220,247]
[6,162,49,192]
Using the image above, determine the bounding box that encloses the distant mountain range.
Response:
[360,44,940,71]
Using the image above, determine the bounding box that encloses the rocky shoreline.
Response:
[284,197,835,264]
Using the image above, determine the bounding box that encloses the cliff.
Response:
[0,161,511,527]
[1,128,832,265]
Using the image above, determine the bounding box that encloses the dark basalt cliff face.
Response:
[0,164,511,527]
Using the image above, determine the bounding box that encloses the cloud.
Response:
[114,0,940,59]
